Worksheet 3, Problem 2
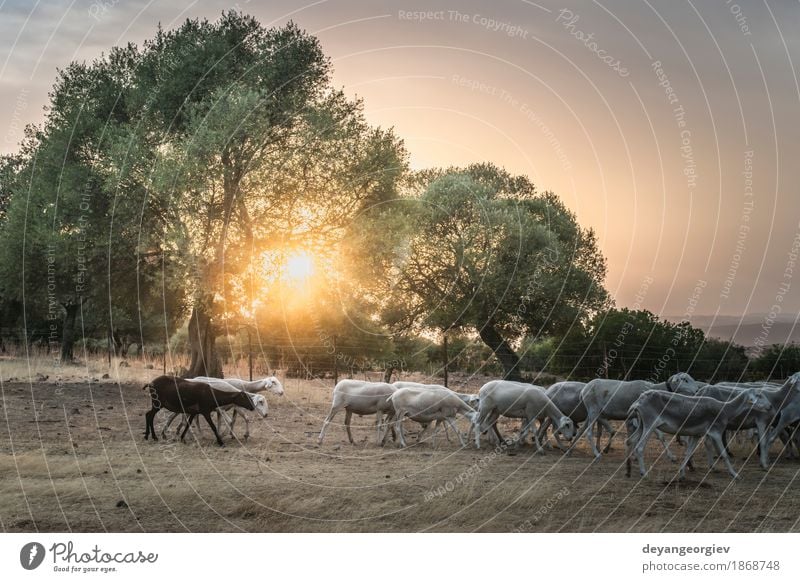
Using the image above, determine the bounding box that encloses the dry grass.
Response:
[1,367,800,532]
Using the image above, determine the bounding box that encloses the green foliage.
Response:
[536,308,749,382]
[751,343,800,379]
[385,163,608,377]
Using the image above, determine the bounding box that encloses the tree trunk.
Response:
[187,297,222,378]
[478,322,523,381]
[61,302,79,362]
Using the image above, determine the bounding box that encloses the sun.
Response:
[284,250,315,285]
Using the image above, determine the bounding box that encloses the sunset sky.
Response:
[2,0,799,326]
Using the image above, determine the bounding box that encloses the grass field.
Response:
[1,357,799,532]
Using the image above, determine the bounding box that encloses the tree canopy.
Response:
[384,163,608,379]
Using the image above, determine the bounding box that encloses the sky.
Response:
[1,0,799,329]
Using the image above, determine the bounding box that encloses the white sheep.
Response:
[384,385,477,447]
[625,388,772,479]
[537,381,615,451]
[475,380,574,451]
[318,380,397,445]
[392,381,477,441]
[571,372,700,460]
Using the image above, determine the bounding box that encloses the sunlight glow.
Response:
[284,251,315,285]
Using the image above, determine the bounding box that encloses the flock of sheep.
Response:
[143,370,800,481]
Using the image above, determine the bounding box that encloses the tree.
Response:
[116,13,406,376]
[752,343,800,379]
[0,44,185,361]
[538,308,749,382]
[385,163,608,379]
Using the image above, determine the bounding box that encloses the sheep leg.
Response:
[635,426,657,476]
[215,409,235,437]
[678,437,702,480]
[600,419,617,453]
[624,415,641,477]
[381,411,400,447]
[417,421,434,445]
[344,410,355,444]
[566,411,594,455]
[709,432,739,479]
[442,420,453,443]
[375,413,384,443]
[654,429,676,462]
[517,416,538,451]
[537,417,553,449]
[492,424,504,444]
[395,413,407,448]
[765,415,794,460]
[317,404,342,444]
[201,411,225,447]
[704,437,717,470]
[445,417,465,446]
[474,405,491,449]
[229,409,239,437]
[584,417,602,460]
[144,407,159,441]
[526,418,546,454]
[216,409,238,440]
[595,420,604,451]
[756,420,770,470]
[180,414,197,443]
[238,410,250,441]
[223,406,250,441]
[377,411,396,445]
[160,412,180,439]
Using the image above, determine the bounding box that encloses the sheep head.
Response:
[666,372,699,395]
[257,376,284,396]
[251,394,269,418]
[557,416,575,440]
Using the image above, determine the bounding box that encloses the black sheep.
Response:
[143,375,255,446]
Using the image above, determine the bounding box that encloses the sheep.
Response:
[695,383,771,464]
[392,381,477,440]
[194,375,284,395]
[318,380,397,445]
[160,378,268,440]
[537,381,615,451]
[191,375,281,438]
[759,373,800,459]
[160,378,268,441]
[570,372,700,459]
[475,380,575,451]
[383,385,478,447]
[624,388,772,479]
[143,375,255,447]
[702,374,800,464]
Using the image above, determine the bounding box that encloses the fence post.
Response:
[443,333,449,388]
[332,334,338,386]
[248,327,253,381]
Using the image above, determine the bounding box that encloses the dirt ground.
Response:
[1,377,799,533]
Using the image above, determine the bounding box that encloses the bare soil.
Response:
[2,379,799,532]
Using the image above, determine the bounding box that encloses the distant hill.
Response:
[663,314,800,347]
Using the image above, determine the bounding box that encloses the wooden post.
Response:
[443,333,449,388]
[332,334,338,386]
[107,325,112,368]
[248,327,253,381]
